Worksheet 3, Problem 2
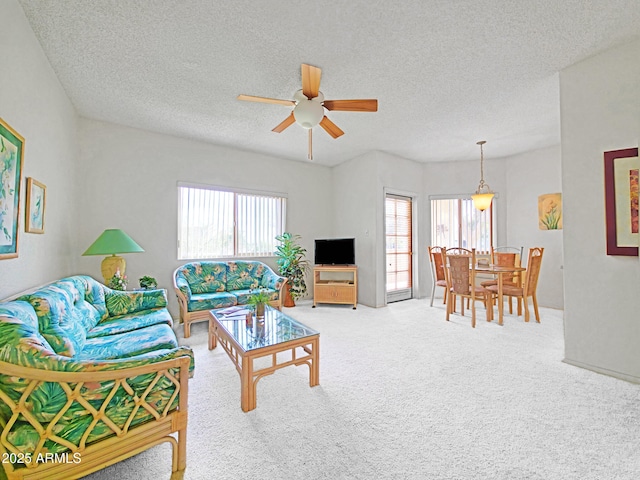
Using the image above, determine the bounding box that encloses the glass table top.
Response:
[211,305,318,352]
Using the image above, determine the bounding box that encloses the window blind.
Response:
[178,185,286,259]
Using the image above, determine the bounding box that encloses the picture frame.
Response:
[25,177,46,234]
[604,147,639,256]
[0,117,24,260]
[538,193,562,230]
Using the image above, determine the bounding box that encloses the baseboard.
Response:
[562,357,640,385]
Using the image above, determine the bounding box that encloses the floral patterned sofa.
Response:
[173,260,287,337]
[0,275,194,480]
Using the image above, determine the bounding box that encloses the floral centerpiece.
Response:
[107,270,128,291]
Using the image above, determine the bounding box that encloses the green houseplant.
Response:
[139,275,158,290]
[275,232,309,307]
[247,289,271,318]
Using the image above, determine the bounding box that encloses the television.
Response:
[314,238,355,265]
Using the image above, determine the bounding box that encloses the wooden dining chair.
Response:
[428,246,447,306]
[480,246,524,313]
[443,247,493,328]
[485,247,544,323]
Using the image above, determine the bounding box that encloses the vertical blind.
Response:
[178,184,286,259]
[431,197,493,253]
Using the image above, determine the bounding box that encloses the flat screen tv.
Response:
[314,238,355,265]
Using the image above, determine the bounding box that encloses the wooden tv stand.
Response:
[312,265,357,309]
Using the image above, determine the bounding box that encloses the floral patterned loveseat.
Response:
[173,260,287,337]
[0,275,194,480]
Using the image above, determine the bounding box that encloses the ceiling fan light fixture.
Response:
[293,99,324,129]
[472,140,494,211]
[293,89,307,102]
[237,64,377,160]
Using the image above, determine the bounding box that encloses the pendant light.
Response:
[471,140,494,211]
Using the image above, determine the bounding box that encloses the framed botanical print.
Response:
[0,118,24,259]
[25,177,46,234]
[604,147,639,256]
[538,193,562,230]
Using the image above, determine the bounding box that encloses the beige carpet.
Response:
[84,299,640,480]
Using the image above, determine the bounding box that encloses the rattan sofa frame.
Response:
[0,355,190,480]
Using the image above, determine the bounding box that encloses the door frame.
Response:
[383,188,419,305]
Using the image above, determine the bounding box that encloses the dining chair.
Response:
[485,247,544,323]
[443,247,493,328]
[480,246,524,313]
[428,246,447,307]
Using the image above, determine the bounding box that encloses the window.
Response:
[177,183,286,259]
[430,197,494,253]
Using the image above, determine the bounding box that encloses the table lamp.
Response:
[82,229,144,283]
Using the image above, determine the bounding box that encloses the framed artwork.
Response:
[538,193,562,230]
[25,177,46,234]
[604,147,639,256]
[0,118,24,260]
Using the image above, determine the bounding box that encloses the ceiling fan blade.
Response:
[238,94,294,106]
[323,99,378,112]
[301,64,322,99]
[272,113,296,133]
[319,116,344,138]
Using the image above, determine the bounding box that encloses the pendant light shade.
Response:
[471,192,494,211]
[472,140,494,211]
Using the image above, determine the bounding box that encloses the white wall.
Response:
[0,1,79,299]
[560,39,640,382]
[505,145,564,309]
[77,119,333,316]
[331,152,379,306]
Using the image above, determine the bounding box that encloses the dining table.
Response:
[475,263,526,325]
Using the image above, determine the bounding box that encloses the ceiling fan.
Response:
[238,63,378,160]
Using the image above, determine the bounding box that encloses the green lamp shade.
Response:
[82,229,145,256]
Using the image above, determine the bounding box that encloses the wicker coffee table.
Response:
[209,305,319,412]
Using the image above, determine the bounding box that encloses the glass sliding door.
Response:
[385,194,413,303]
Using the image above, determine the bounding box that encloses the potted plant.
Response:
[275,232,309,307]
[139,275,158,290]
[247,289,271,318]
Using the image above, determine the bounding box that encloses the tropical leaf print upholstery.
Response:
[0,275,194,477]
[105,288,168,317]
[178,262,227,294]
[188,292,237,311]
[77,323,178,360]
[0,301,53,354]
[87,308,173,338]
[175,274,192,298]
[226,261,263,290]
[19,287,90,357]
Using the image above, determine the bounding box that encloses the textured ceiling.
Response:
[18,0,640,166]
